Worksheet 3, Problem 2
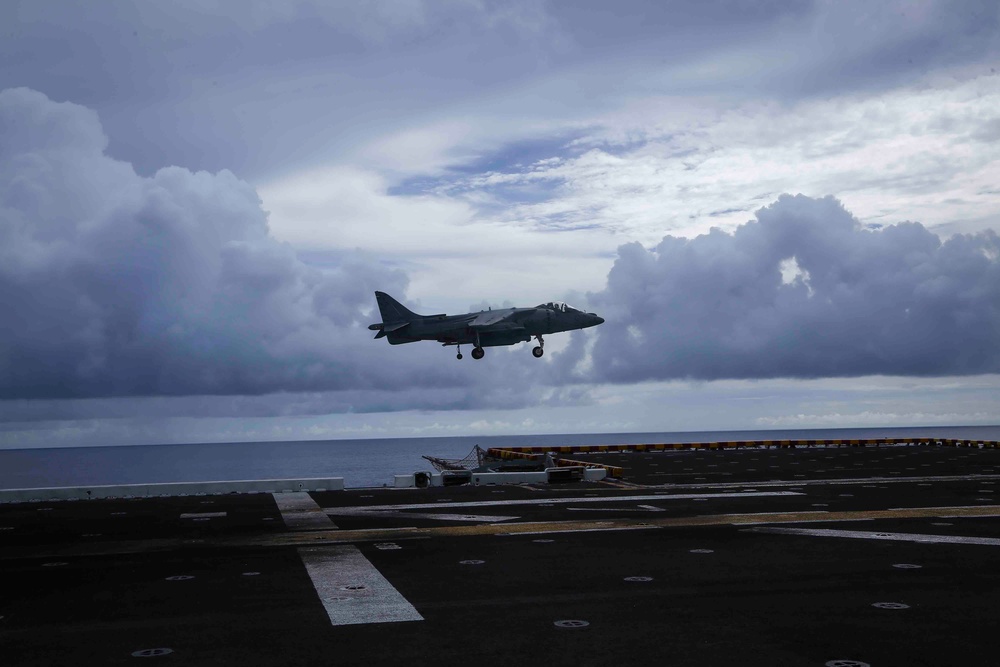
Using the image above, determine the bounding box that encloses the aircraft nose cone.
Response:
[590,314,605,326]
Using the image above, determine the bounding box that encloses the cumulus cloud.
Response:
[2,88,548,402]
[588,194,1000,382]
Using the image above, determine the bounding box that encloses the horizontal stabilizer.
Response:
[369,321,408,339]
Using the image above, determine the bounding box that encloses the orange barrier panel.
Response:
[553,457,624,479]
[485,448,542,461]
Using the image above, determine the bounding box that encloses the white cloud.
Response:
[259,166,475,253]
[438,73,1000,245]
[258,164,617,309]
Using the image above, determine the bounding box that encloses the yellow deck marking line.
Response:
[11,505,1000,559]
[325,490,800,513]
[245,504,1000,542]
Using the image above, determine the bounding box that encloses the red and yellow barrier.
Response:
[483,438,999,482]
[489,438,999,455]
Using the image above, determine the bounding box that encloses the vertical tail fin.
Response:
[375,291,421,323]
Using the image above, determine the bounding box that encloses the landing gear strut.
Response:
[470,331,485,360]
[456,344,463,360]
[532,335,544,358]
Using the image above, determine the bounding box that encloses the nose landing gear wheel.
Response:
[471,347,485,360]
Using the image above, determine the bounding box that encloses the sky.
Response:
[1,0,999,448]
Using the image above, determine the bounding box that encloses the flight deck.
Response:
[3,440,1000,666]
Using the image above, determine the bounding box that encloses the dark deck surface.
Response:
[4,444,1000,666]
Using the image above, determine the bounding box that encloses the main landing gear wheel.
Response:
[471,347,485,360]
[532,334,545,358]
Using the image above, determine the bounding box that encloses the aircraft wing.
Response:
[468,308,523,329]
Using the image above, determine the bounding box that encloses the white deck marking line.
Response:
[332,509,520,522]
[273,492,338,531]
[508,525,661,536]
[324,491,801,515]
[653,473,1000,490]
[565,505,665,513]
[637,505,666,511]
[745,526,1000,546]
[179,512,227,519]
[737,518,875,525]
[298,545,423,625]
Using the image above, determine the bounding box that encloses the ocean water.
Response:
[1,425,998,490]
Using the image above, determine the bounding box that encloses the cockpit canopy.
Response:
[535,301,580,313]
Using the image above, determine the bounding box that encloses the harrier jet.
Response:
[368,291,604,360]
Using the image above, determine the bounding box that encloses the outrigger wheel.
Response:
[471,347,485,360]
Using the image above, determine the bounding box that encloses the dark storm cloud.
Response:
[760,1,1000,98]
[0,1,563,180]
[5,1,996,183]
[0,381,571,424]
[1,87,485,400]
[588,195,1000,382]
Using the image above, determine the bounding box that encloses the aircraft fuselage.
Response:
[369,292,604,359]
